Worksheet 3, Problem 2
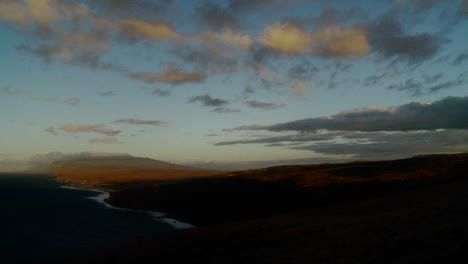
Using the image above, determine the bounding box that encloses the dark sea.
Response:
[0,174,174,263]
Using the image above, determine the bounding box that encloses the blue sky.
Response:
[1,0,468,170]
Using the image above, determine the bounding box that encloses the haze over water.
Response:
[0,174,173,262]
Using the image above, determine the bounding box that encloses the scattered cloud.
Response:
[259,22,370,59]
[116,19,185,43]
[453,52,468,65]
[189,95,229,107]
[61,97,80,106]
[267,96,468,132]
[388,77,465,96]
[99,91,115,96]
[114,118,168,126]
[89,137,119,144]
[59,123,120,136]
[0,86,27,94]
[215,132,342,146]
[222,124,267,132]
[153,88,171,96]
[128,66,206,84]
[292,130,468,159]
[245,100,288,110]
[367,11,442,63]
[44,126,57,136]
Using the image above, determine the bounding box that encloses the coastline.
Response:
[60,186,195,230]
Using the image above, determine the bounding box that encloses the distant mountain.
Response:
[51,156,221,188]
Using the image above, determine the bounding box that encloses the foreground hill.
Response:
[51,156,221,189]
[106,153,468,226]
[55,153,468,264]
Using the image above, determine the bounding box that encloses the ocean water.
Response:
[0,174,174,262]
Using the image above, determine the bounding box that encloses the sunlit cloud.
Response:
[128,65,206,84]
[89,137,119,144]
[59,123,120,136]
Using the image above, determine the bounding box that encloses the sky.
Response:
[1,0,468,171]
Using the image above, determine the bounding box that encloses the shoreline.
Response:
[60,186,195,230]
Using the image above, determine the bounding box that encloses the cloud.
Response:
[61,97,80,106]
[259,22,313,55]
[0,0,91,33]
[290,79,311,99]
[44,126,57,136]
[453,52,468,65]
[128,66,206,84]
[222,124,267,132]
[59,124,120,136]
[267,96,468,132]
[189,95,229,107]
[367,11,442,63]
[0,86,26,94]
[292,130,468,159]
[152,88,171,96]
[116,19,185,43]
[89,137,119,144]
[99,91,115,96]
[259,22,370,59]
[114,118,168,126]
[212,107,240,113]
[88,0,173,21]
[388,77,465,96]
[215,132,342,146]
[245,100,288,110]
[200,30,253,53]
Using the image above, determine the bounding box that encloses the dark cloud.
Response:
[292,130,468,159]
[212,107,241,113]
[44,127,58,136]
[153,88,171,96]
[424,73,444,84]
[17,43,125,73]
[243,85,255,98]
[388,77,464,96]
[114,118,168,126]
[89,0,174,21]
[215,132,342,146]
[171,48,238,73]
[245,100,288,110]
[453,52,468,65]
[288,60,319,80]
[313,6,368,27]
[364,73,387,86]
[189,95,229,107]
[195,1,240,30]
[222,124,266,132]
[195,0,298,30]
[367,11,442,63]
[267,96,468,132]
[387,79,424,96]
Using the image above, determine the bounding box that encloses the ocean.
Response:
[0,174,174,262]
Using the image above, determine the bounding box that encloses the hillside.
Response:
[55,153,468,264]
[51,156,222,189]
[105,153,468,226]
